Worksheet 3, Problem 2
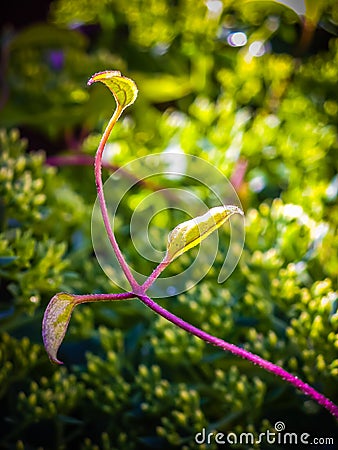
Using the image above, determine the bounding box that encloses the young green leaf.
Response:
[87,70,138,111]
[42,292,78,364]
[166,205,243,262]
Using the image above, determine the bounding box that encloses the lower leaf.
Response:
[42,292,78,364]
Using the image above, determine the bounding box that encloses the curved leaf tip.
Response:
[87,70,138,110]
[166,205,243,262]
[42,292,78,364]
[87,70,122,85]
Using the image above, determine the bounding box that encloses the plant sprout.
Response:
[42,70,338,419]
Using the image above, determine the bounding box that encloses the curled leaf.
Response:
[87,70,138,110]
[42,292,78,364]
[166,205,244,262]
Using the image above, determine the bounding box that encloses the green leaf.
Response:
[42,292,78,364]
[87,70,138,111]
[166,205,244,262]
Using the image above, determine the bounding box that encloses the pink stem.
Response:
[230,158,247,191]
[94,105,139,291]
[47,154,129,178]
[47,154,98,167]
[47,154,179,200]
[136,292,338,419]
[73,292,135,303]
[141,257,170,292]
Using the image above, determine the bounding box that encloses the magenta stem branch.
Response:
[47,155,181,202]
[47,154,136,183]
[141,257,170,292]
[136,292,338,419]
[74,291,135,304]
[94,104,139,291]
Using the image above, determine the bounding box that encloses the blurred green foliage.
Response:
[0,0,337,448]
